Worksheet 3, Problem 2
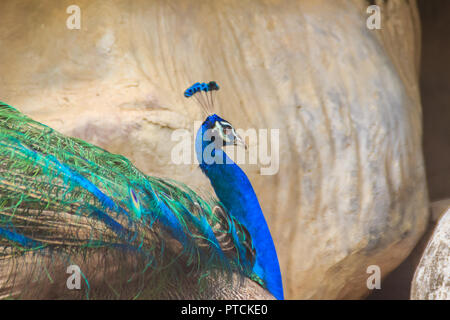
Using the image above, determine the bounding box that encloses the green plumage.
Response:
[0,102,259,299]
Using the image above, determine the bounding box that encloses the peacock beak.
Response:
[234,133,248,150]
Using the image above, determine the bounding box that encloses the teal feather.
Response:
[0,102,260,299]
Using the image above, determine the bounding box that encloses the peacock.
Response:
[0,81,283,300]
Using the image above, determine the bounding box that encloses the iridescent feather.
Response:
[0,102,260,299]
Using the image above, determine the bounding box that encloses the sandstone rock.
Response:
[0,0,428,298]
[411,207,450,300]
[367,199,448,300]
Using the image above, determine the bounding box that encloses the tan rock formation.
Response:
[411,207,450,300]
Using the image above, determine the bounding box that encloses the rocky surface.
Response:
[0,0,428,298]
[411,206,450,300]
[367,199,449,300]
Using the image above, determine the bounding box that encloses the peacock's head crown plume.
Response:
[185,81,246,150]
[184,81,220,117]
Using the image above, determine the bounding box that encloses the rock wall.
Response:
[0,0,428,298]
[367,199,449,300]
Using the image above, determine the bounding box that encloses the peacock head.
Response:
[185,81,247,150]
[202,114,247,150]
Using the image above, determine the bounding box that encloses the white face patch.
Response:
[213,120,236,143]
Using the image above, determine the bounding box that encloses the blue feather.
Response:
[0,227,42,248]
[194,111,284,300]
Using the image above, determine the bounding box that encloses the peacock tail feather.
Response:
[0,102,261,299]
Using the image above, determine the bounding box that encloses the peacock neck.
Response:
[195,124,284,300]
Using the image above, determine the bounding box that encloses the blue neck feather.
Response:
[195,116,284,300]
